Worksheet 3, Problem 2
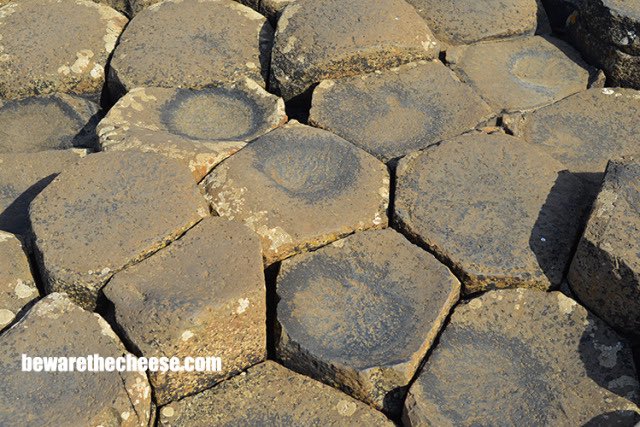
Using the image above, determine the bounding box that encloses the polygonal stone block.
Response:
[0,0,127,100]
[569,159,640,337]
[404,0,541,46]
[0,293,155,426]
[395,132,590,294]
[260,0,295,20]
[276,228,460,416]
[309,61,494,163]
[201,122,389,265]
[0,94,100,153]
[158,361,393,426]
[270,0,441,101]
[404,289,640,426]
[30,151,209,310]
[580,0,640,56]
[0,149,88,235]
[505,87,640,194]
[98,81,286,181]
[104,217,266,405]
[448,36,595,112]
[108,0,273,99]
[0,231,38,330]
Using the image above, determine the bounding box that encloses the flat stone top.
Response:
[0,94,99,153]
[277,228,459,369]
[159,361,394,426]
[515,88,640,188]
[597,0,640,20]
[406,289,640,425]
[404,0,539,46]
[0,0,127,99]
[309,61,494,162]
[104,217,264,349]
[30,151,208,290]
[109,0,272,96]
[395,132,588,293]
[449,36,593,113]
[0,293,153,427]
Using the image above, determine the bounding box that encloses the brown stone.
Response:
[0,0,127,100]
[30,151,208,310]
[104,217,266,404]
[404,289,640,425]
[395,132,590,294]
[98,81,286,181]
[0,231,38,330]
[276,229,460,416]
[158,361,393,426]
[201,122,389,265]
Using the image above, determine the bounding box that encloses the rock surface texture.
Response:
[0,231,38,330]
[395,132,590,294]
[569,159,640,338]
[98,82,286,181]
[201,122,389,265]
[0,0,127,100]
[276,229,460,415]
[104,217,266,405]
[404,289,640,426]
[30,152,208,310]
[270,0,440,100]
[158,361,394,426]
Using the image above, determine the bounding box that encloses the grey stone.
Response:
[104,217,266,405]
[569,159,640,338]
[395,132,590,294]
[276,228,460,416]
[201,122,389,265]
[270,0,441,101]
[309,61,494,163]
[404,289,640,426]
[0,231,38,330]
[30,151,209,310]
[580,0,640,56]
[158,361,394,426]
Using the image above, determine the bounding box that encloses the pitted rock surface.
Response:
[108,0,273,99]
[404,289,640,426]
[259,0,295,20]
[395,132,590,294]
[104,217,266,405]
[0,0,127,100]
[506,87,640,193]
[448,35,594,112]
[0,231,38,330]
[276,229,460,416]
[309,61,494,163]
[30,151,208,310]
[98,81,286,181]
[0,149,87,235]
[201,122,389,265]
[270,0,440,101]
[0,293,155,426]
[580,0,640,56]
[0,94,100,153]
[569,159,640,337]
[404,0,541,46]
[158,361,393,426]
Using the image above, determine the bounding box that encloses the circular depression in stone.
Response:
[162,88,269,141]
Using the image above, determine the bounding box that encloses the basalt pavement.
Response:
[0,0,639,425]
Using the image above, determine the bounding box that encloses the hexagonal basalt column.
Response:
[569,159,640,338]
[0,0,127,100]
[270,0,441,101]
[404,289,640,426]
[275,229,460,416]
[201,122,389,265]
[108,0,273,99]
[309,61,494,163]
[448,36,595,113]
[395,132,590,294]
[98,81,286,181]
[30,151,209,310]
[104,217,266,404]
[158,361,394,426]
[0,232,38,330]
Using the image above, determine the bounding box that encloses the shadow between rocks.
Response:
[0,174,57,237]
